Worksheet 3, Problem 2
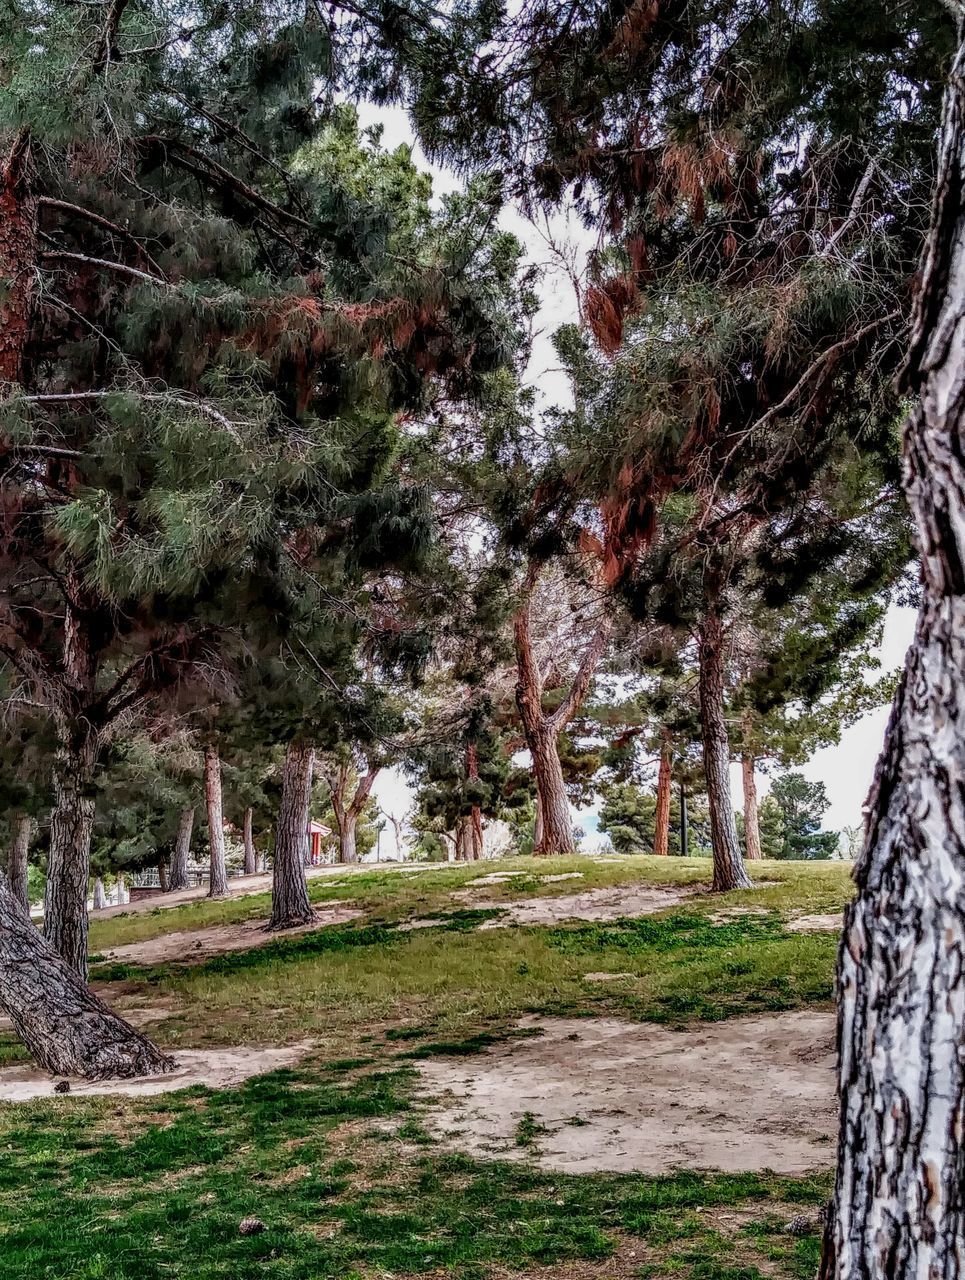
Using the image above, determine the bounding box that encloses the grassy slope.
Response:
[0,856,852,1279]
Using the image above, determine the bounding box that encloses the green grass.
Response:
[1,856,849,1279]
[0,1061,830,1280]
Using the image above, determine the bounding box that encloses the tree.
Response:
[267,740,316,929]
[821,20,965,1275]
[598,780,712,858]
[767,773,838,862]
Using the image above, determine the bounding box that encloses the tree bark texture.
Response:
[204,744,229,898]
[6,813,31,915]
[0,129,36,386]
[822,27,965,1279]
[0,876,175,1080]
[513,572,611,856]
[243,806,257,875]
[267,741,317,931]
[698,599,752,891]
[168,806,194,891]
[742,754,763,861]
[653,735,672,857]
[45,737,97,979]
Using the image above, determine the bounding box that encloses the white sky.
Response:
[356,104,916,852]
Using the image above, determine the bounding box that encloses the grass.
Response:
[0,1060,830,1280]
[0,855,849,1278]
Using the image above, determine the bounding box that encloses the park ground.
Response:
[0,855,853,1280]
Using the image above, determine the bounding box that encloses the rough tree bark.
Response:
[653,734,672,857]
[0,128,36,386]
[204,744,229,898]
[168,806,194,891]
[267,741,317,931]
[0,876,175,1079]
[6,813,32,915]
[821,26,965,1278]
[698,597,752,891]
[466,742,484,861]
[45,731,98,979]
[92,877,107,911]
[679,783,689,858]
[513,569,612,856]
[242,806,257,875]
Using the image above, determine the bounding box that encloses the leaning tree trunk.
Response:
[653,735,673,857]
[6,812,31,915]
[698,599,752,891]
[267,742,317,931]
[204,744,229,899]
[45,734,98,979]
[92,877,107,911]
[821,28,965,1278]
[0,876,175,1080]
[243,806,257,875]
[168,806,194,891]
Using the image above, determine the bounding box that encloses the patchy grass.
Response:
[0,1059,830,1280]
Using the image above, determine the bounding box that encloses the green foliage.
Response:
[598,782,712,857]
[767,774,840,862]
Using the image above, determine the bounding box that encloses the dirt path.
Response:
[466,884,693,928]
[416,1010,836,1175]
[99,906,364,966]
[0,1044,313,1102]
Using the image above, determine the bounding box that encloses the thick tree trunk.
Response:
[338,816,358,864]
[0,876,175,1080]
[653,737,672,857]
[168,807,194,891]
[531,729,574,856]
[821,31,965,1278]
[698,600,752,891]
[92,877,107,911]
[45,738,97,979]
[533,791,545,851]
[6,812,31,915]
[243,806,257,875]
[204,744,229,899]
[156,860,168,892]
[267,742,317,931]
[742,754,763,861]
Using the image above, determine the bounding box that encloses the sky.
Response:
[354,102,916,855]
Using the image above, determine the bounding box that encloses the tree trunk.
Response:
[0,876,175,1080]
[531,729,574,855]
[92,877,107,911]
[679,783,689,858]
[267,742,317,931]
[821,30,965,1278]
[116,871,126,905]
[653,736,672,857]
[204,744,229,898]
[0,129,37,386]
[698,599,752,891]
[243,806,257,875]
[45,737,97,979]
[156,860,168,892]
[742,754,763,861]
[338,815,358,864]
[533,791,545,851]
[6,812,31,915]
[169,807,194,891]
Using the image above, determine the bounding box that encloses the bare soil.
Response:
[469,884,692,928]
[786,912,844,933]
[0,1044,312,1102]
[99,906,364,965]
[416,1011,837,1175]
